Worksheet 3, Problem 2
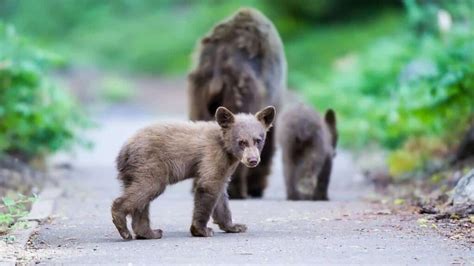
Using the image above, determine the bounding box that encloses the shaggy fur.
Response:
[277,104,337,200]
[111,106,275,240]
[188,7,287,199]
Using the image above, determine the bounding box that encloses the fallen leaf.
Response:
[450,213,460,220]
[417,218,429,227]
[394,198,405,205]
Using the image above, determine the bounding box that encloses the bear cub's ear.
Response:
[256,106,276,129]
[215,107,235,129]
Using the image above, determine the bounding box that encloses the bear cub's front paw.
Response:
[224,223,247,233]
[190,225,214,237]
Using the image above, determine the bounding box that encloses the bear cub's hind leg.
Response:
[112,180,165,240]
[132,204,163,239]
[130,181,166,239]
[313,158,332,201]
[111,197,133,240]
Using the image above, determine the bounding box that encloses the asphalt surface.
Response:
[26,109,473,264]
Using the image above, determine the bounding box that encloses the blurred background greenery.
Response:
[0,0,473,177]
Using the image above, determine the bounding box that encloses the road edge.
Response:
[5,187,63,265]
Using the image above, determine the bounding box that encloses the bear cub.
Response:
[277,104,337,201]
[111,106,275,240]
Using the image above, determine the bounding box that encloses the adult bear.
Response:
[188,8,287,198]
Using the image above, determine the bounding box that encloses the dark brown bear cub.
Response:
[277,104,337,201]
[111,106,275,240]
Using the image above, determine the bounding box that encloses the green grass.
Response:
[0,194,36,236]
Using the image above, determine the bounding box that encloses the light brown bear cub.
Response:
[111,106,275,240]
[277,104,337,201]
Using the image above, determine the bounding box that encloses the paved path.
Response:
[23,106,473,265]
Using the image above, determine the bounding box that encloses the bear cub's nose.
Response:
[247,158,259,167]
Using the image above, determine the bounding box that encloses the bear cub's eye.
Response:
[238,140,248,148]
[254,138,262,145]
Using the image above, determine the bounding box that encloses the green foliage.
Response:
[100,76,134,103]
[285,10,403,84]
[387,137,447,176]
[297,1,474,153]
[293,0,474,175]
[0,193,36,235]
[0,1,402,75]
[0,24,89,160]
[1,0,267,75]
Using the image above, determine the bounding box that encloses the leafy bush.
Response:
[0,24,89,160]
[302,27,474,147]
